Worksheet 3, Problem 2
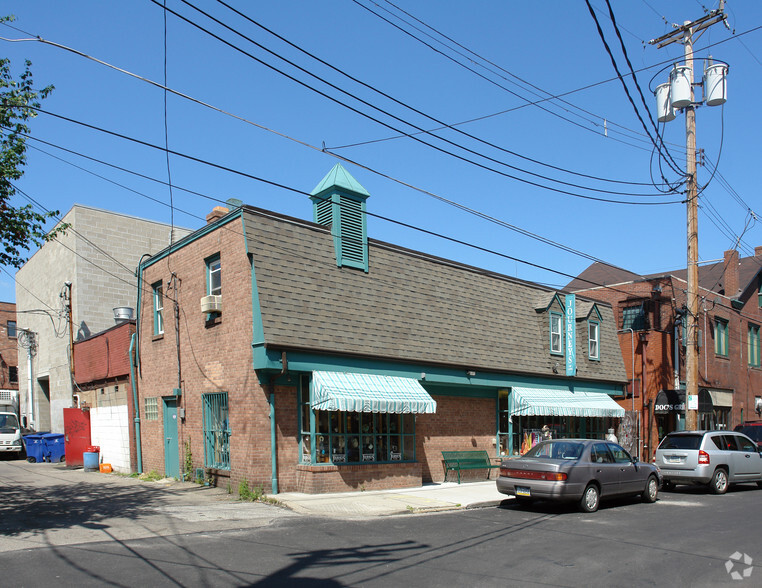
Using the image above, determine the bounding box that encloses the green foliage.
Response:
[238,478,264,502]
[139,469,162,482]
[0,19,65,268]
[183,439,193,478]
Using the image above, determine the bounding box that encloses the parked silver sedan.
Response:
[496,439,661,512]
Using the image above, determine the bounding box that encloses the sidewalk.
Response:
[273,480,507,518]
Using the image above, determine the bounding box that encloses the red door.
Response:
[63,408,91,467]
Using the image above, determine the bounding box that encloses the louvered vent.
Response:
[339,196,364,265]
[315,198,332,226]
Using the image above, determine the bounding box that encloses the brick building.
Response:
[567,247,762,459]
[0,302,19,413]
[72,319,137,472]
[136,164,629,494]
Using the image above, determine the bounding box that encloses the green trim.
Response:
[588,319,600,360]
[550,311,563,355]
[205,252,221,296]
[152,280,164,336]
[714,317,729,357]
[142,209,243,270]
[256,348,624,395]
[748,323,760,367]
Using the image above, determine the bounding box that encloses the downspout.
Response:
[129,333,143,473]
[268,351,288,495]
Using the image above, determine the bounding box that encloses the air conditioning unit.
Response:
[200,295,222,314]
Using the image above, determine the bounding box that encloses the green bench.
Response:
[442,450,501,484]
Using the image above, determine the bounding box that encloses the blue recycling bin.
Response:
[42,433,66,463]
[23,433,47,463]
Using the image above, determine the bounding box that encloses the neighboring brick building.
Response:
[0,302,19,413]
[136,164,629,494]
[72,319,137,472]
[567,247,762,459]
[15,205,190,434]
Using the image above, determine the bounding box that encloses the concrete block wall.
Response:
[16,205,191,434]
[91,404,130,472]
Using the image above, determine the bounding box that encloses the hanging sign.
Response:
[565,294,576,376]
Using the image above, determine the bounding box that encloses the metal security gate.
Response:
[203,392,230,469]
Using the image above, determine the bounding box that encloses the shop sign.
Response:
[688,394,699,410]
[565,294,576,376]
[332,453,346,463]
[390,452,402,461]
[362,453,375,462]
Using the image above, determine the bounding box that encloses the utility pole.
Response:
[650,5,727,431]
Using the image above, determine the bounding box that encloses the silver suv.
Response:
[654,430,762,494]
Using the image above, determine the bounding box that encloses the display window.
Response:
[299,376,415,464]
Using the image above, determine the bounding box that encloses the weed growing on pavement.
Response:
[237,478,276,503]
[183,440,193,481]
[139,470,162,482]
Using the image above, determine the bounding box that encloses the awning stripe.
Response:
[510,387,625,418]
[310,371,437,414]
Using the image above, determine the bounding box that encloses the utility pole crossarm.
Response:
[649,12,727,48]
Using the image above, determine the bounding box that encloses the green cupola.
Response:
[310,163,370,272]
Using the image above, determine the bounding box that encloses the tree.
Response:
[1,29,63,269]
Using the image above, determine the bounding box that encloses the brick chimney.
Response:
[206,206,229,224]
[756,245,762,258]
[723,249,739,297]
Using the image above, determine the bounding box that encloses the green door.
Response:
[162,397,179,478]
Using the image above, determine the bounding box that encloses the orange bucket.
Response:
[99,463,113,473]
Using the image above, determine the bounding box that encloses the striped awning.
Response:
[310,371,436,414]
[510,387,625,418]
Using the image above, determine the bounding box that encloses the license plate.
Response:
[665,455,685,464]
[516,486,531,497]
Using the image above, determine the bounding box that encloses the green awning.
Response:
[510,387,625,418]
[310,371,436,414]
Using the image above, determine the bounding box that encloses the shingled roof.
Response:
[243,207,626,384]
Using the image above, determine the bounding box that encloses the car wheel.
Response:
[642,475,659,503]
[579,484,600,513]
[709,468,728,495]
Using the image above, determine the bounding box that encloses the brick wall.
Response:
[417,395,499,483]
[0,302,18,392]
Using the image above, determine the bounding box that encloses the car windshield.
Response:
[523,441,584,460]
[0,414,19,431]
[658,434,702,450]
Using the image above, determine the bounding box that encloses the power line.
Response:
[155,0,678,200]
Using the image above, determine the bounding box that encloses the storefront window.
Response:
[299,376,415,464]
[498,390,511,457]
[510,414,617,456]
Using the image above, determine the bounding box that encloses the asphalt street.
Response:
[0,460,760,587]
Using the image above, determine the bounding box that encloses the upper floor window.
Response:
[714,318,728,357]
[9,366,18,384]
[749,324,761,368]
[207,254,221,296]
[550,312,563,355]
[621,304,646,331]
[7,321,16,338]
[588,321,600,360]
[152,281,164,336]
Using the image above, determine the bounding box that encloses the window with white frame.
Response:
[152,281,164,335]
[207,254,221,296]
[550,312,563,355]
[589,321,600,360]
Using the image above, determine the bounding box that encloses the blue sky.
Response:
[2,1,760,304]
